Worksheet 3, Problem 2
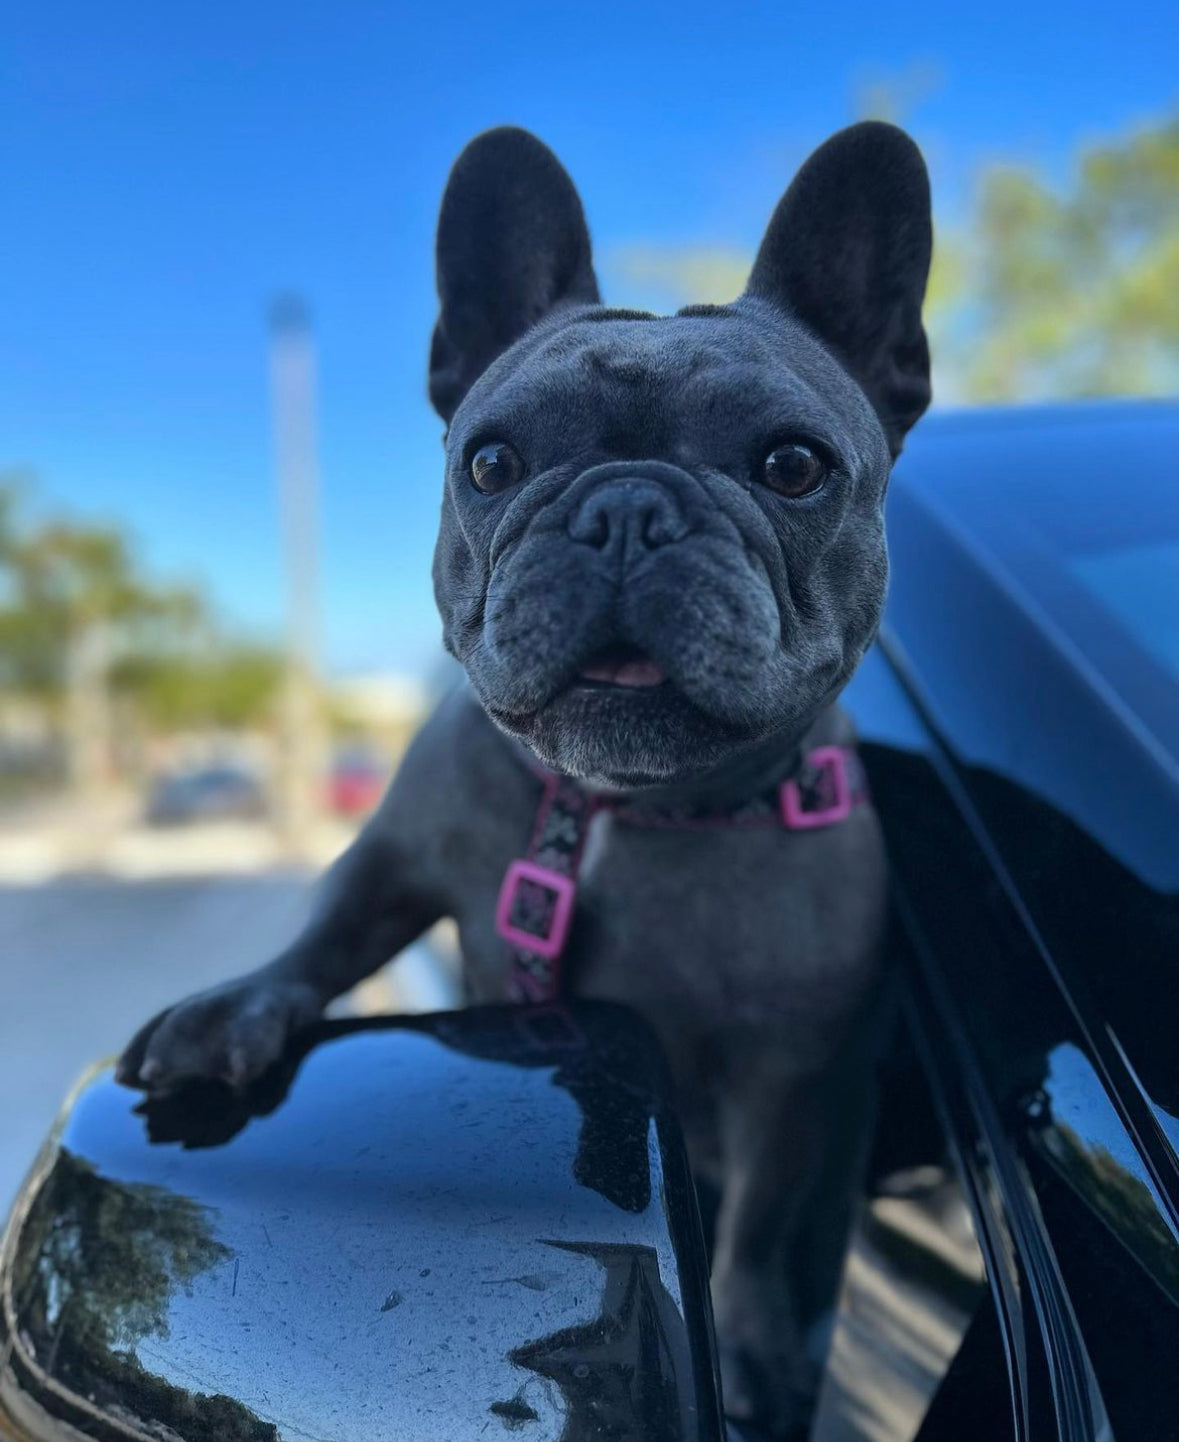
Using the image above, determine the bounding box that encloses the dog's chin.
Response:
[486,680,762,788]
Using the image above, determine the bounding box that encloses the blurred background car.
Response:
[325,745,389,817]
[145,762,269,825]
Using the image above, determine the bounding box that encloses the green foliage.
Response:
[935,117,1179,400]
[115,646,284,730]
[610,113,1179,405]
[0,477,282,732]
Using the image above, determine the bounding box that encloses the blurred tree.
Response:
[2,478,184,686]
[0,478,283,772]
[114,646,284,731]
[936,117,1179,400]
[610,114,1179,405]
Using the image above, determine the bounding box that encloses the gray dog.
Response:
[119,120,931,1439]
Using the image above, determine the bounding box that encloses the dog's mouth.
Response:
[575,643,668,690]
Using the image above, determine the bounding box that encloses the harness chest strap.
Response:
[497,744,869,1004]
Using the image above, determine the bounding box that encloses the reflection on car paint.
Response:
[1,1004,724,1442]
[1037,1042,1179,1305]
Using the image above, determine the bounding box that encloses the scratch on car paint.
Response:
[481,1274,550,1292]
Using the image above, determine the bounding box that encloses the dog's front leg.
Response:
[710,1050,875,1440]
[117,807,444,1093]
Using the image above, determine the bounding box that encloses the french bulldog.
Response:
[119,121,932,1439]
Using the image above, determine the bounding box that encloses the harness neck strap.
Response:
[498,744,868,1003]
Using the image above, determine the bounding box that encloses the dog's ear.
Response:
[429,127,600,422]
[746,122,932,455]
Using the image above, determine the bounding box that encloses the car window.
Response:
[1069,540,1179,683]
[897,404,1179,770]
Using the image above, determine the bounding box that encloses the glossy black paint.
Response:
[0,1003,724,1442]
[842,402,1179,1442]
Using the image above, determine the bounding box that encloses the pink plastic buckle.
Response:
[780,746,853,830]
[495,860,576,959]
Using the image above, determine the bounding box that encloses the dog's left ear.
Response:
[746,122,933,455]
[429,127,600,422]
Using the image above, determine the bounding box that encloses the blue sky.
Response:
[4,0,1176,675]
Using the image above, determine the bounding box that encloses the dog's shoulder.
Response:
[367,683,540,887]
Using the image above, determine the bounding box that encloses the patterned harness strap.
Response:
[496,744,868,1004]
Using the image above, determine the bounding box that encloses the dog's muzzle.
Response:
[562,460,701,564]
[567,474,691,561]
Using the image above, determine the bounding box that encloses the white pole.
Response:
[269,294,324,848]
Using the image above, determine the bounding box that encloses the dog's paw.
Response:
[116,977,323,1093]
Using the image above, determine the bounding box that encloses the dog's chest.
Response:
[456,803,885,1055]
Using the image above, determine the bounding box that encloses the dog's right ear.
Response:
[746,122,933,456]
[429,128,600,422]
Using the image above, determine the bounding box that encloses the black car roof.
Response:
[881,397,1179,891]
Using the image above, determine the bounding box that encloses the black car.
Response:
[2,401,1176,1442]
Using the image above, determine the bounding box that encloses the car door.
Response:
[825,404,1179,1442]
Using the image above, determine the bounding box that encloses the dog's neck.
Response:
[510,703,839,813]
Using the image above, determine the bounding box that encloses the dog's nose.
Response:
[567,479,689,556]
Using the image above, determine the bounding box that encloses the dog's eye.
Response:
[469,442,525,495]
[761,443,828,498]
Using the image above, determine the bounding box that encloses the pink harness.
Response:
[495,744,869,1003]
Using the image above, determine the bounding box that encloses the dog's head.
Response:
[429,124,931,786]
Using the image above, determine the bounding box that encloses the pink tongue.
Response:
[580,654,667,687]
